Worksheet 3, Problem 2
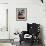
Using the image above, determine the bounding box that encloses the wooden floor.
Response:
[19,41,43,46]
[0,39,14,43]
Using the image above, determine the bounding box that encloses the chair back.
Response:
[27,23,40,36]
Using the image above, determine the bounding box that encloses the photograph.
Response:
[16,8,27,21]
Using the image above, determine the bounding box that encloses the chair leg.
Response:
[30,40,34,46]
[20,41,21,45]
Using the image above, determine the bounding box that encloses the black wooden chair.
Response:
[19,23,40,46]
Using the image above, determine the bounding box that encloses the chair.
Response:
[27,23,40,43]
[19,23,40,45]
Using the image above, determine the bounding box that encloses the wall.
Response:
[9,0,42,33]
[9,0,46,45]
[0,0,8,3]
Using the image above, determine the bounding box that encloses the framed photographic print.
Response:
[16,8,27,21]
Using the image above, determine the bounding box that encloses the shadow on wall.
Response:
[40,25,45,46]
